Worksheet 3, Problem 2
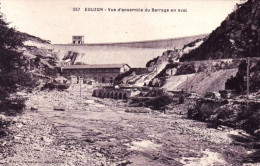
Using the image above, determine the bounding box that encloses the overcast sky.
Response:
[2,0,241,44]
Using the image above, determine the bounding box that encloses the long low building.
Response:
[61,64,131,84]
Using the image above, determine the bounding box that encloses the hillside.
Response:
[163,69,238,95]
[13,30,64,81]
[17,31,50,44]
[180,0,260,61]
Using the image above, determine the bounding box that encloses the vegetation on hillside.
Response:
[180,0,260,61]
[226,59,260,92]
[16,31,50,44]
[175,63,196,75]
[188,99,260,138]
[146,56,159,68]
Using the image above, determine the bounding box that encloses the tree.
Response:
[0,13,30,114]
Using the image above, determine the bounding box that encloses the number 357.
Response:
[73,7,80,11]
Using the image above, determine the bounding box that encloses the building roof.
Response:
[62,64,130,70]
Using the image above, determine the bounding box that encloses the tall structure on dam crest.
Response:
[72,36,84,44]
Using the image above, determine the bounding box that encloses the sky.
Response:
[1,0,242,44]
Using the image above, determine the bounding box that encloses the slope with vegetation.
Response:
[226,58,260,92]
[181,0,260,61]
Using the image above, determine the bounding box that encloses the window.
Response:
[102,77,105,83]
[110,77,113,84]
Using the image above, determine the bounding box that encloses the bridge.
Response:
[92,86,157,99]
[92,88,132,99]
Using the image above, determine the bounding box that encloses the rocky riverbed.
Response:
[0,85,259,165]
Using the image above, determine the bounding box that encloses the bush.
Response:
[187,99,260,138]
[178,95,185,104]
[0,118,11,138]
[176,63,196,75]
[41,82,68,91]
[236,103,260,134]
[0,97,26,116]
[146,94,173,110]
[225,60,260,93]
[146,56,159,67]
[130,90,173,111]
[187,99,228,121]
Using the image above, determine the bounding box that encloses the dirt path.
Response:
[0,86,257,165]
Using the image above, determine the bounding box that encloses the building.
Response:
[130,68,148,75]
[72,36,84,44]
[62,64,131,84]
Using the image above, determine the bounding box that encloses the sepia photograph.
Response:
[0,0,259,165]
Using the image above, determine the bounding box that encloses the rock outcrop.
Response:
[181,0,260,61]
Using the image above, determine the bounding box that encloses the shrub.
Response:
[178,95,185,104]
[187,99,228,121]
[188,99,260,138]
[130,90,173,111]
[146,56,159,67]
[0,118,11,138]
[41,82,68,91]
[225,60,260,93]
[176,63,196,75]
[0,97,26,116]
[145,94,173,110]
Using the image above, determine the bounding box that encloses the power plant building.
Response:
[62,64,131,84]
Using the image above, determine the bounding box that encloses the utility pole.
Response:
[186,75,188,94]
[97,71,99,84]
[209,57,212,72]
[154,51,158,75]
[246,57,250,109]
[80,77,82,97]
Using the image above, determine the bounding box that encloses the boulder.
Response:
[53,106,65,111]
[31,107,38,110]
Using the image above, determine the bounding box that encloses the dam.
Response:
[51,34,207,68]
